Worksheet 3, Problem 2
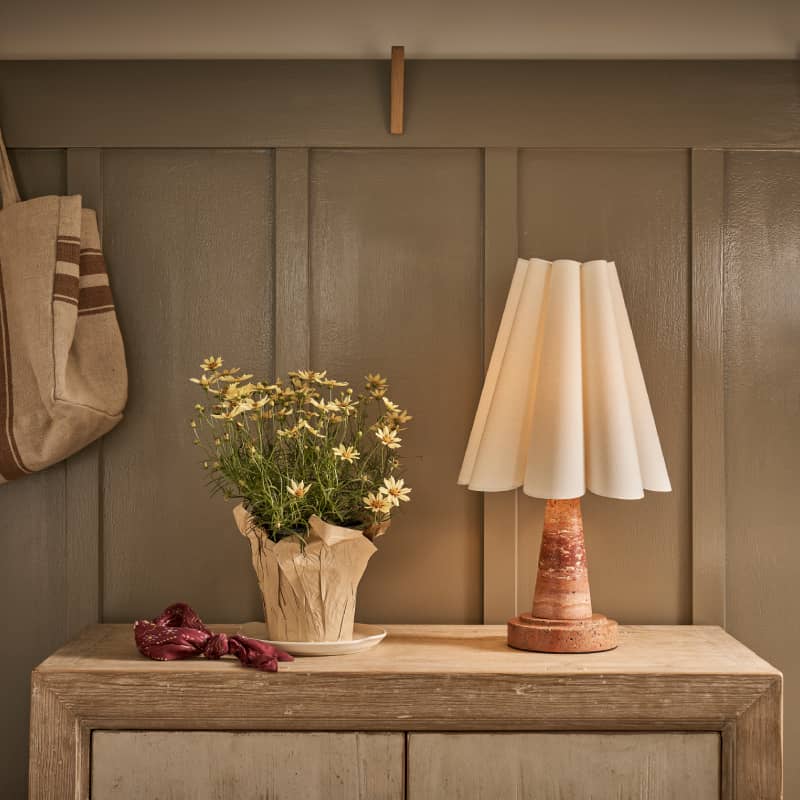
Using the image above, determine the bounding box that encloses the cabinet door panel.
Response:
[408,732,719,799]
[92,731,404,800]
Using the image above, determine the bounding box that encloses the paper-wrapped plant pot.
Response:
[234,505,383,642]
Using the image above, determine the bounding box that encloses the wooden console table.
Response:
[29,624,782,799]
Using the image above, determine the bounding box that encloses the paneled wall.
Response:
[101,149,275,620]
[515,149,691,623]
[0,150,68,799]
[724,150,800,794]
[307,149,484,622]
[0,61,797,798]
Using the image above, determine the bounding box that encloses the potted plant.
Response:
[190,359,412,642]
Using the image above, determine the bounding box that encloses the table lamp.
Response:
[459,258,671,653]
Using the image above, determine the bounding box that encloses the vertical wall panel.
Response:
[724,150,800,798]
[0,149,67,799]
[100,149,274,622]
[690,149,727,626]
[308,149,484,623]
[516,149,691,623]
[482,149,520,623]
[65,148,103,639]
[275,149,310,374]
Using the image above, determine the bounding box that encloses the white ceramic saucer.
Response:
[237,622,387,656]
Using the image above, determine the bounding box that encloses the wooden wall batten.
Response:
[0,62,798,150]
[275,148,310,375]
[482,148,519,623]
[724,150,799,798]
[65,148,104,636]
[690,149,727,626]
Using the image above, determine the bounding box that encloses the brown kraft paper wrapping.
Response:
[234,504,379,642]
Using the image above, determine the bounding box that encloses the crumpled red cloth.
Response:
[134,603,293,672]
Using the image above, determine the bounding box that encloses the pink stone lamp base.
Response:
[508,498,619,654]
[508,612,618,653]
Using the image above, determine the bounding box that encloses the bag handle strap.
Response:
[0,128,21,208]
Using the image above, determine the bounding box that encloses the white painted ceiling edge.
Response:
[1,0,799,60]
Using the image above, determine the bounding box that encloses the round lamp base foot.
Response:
[507,613,618,653]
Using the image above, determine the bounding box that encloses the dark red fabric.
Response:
[134,603,293,672]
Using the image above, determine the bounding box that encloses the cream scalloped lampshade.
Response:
[458,258,671,501]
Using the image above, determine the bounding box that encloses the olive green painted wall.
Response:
[0,61,797,798]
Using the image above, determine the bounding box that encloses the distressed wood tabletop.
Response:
[37,623,779,677]
[30,625,782,799]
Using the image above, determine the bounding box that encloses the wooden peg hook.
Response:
[390,46,405,135]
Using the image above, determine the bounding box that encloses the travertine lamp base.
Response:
[508,498,618,653]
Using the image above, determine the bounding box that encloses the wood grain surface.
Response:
[92,731,404,800]
[34,623,780,676]
[390,47,404,135]
[408,732,720,799]
[724,150,799,800]
[29,625,781,800]
[691,149,727,627]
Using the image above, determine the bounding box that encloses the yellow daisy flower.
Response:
[298,418,324,438]
[319,376,349,387]
[287,479,311,498]
[333,394,358,415]
[309,397,340,413]
[379,476,412,505]
[332,444,360,463]
[365,373,388,389]
[201,356,223,371]
[375,425,402,449]
[229,399,255,417]
[363,492,393,515]
[291,369,327,382]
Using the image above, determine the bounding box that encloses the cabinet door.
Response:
[408,732,720,799]
[92,731,404,800]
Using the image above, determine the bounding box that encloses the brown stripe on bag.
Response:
[56,239,80,264]
[0,258,30,479]
[78,305,115,317]
[79,251,108,276]
[53,273,79,302]
[78,284,114,312]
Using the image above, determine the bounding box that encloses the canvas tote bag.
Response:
[0,129,127,483]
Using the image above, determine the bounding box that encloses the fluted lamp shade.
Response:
[458,258,671,500]
[460,258,671,654]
